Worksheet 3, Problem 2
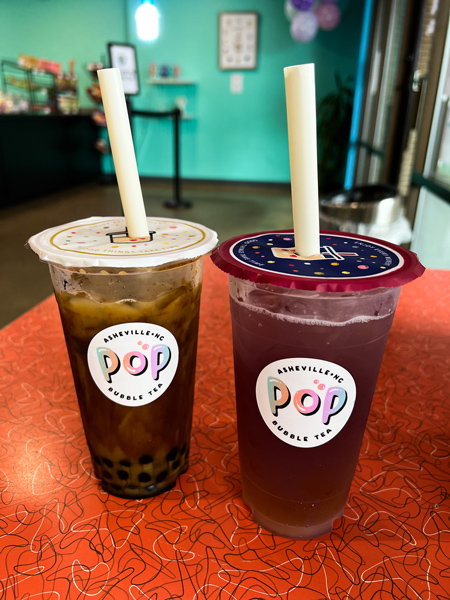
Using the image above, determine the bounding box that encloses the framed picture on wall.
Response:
[218,12,259,71]
[108,42,140,95]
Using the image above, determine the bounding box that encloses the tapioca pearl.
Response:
[172,460,181,471]
[166,447,178,461]
[156,470,169,483]
[102,470,112,480]
[102,458,113,468]
[112,484,122,492]
[139,454,153,464]
[180,444,187,455]
[117,470,128,480]
[138,472,152,483]
[119,459,131,467]
[93,455,102,465]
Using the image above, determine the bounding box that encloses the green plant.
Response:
[317,74,354,194]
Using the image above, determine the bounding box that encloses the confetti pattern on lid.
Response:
[211,230,425,292]
[51,218,205,256]
[230,233,403,280]
[28,217,218,268]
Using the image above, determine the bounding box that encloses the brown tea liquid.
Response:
[53,261,202,498]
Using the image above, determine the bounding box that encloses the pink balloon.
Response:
[315,4,341,31]
[290,10,318,43]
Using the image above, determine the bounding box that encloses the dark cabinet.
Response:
[0,113,102,207]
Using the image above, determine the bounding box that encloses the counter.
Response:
[0,113,102,206]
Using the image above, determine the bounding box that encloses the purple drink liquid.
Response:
[229,276,400,538]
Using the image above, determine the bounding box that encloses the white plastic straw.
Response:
[284,64,321,257]
[97,68,148,238]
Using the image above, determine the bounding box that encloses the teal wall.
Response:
[0,0,364,183]
[129,0,364,183]
[0,0,126,100]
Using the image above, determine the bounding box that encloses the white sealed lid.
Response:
[28,216,218,268]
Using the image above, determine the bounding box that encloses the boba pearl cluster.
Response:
[89,442,189,498]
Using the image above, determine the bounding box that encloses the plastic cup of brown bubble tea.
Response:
[28,216,217,497]
[27,67,218,498]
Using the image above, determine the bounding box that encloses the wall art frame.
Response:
[108,42,140,95]
[218,12,259,71]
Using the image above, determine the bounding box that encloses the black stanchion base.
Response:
[164,198,192,209]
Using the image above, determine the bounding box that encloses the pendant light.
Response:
[136,0,159,41]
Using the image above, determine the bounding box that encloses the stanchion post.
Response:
[164,107,191,209]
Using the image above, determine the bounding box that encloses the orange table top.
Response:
[0,257,449,599]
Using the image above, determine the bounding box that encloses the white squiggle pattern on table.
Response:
[0,266,449,599]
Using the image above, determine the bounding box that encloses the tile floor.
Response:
[0,180,293,328]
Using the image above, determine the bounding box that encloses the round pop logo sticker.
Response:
[87,322,179,407]
[256,358,356,448]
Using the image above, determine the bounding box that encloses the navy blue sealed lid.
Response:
[211,230,425,292]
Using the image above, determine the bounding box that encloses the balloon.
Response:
[290,0,315,10]
[290,10,319,43]
[284,0,298,21]
[315,4,341,30]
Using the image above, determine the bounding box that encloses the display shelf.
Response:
[147,78,196,85]
[1,60,57,112]
[1,60,78,114]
